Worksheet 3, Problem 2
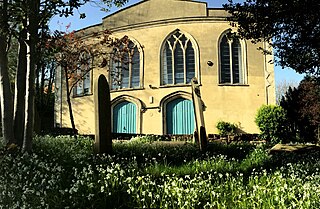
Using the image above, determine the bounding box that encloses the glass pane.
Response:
[186,41,195,83]
[163,42,173,85]
[174,43,184,84]
[76,80,83,95]
[180,34,187,46]
[220,36,231,83]
[232,39,242,84]
[83,73,90,94]
[175,31,182,39]
[74,51,91,95]
[168,36,175,46]
[121,53,129,89]
[111,60,121,90]
[131,46,140,88]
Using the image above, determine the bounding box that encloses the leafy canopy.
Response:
[224,0,320,77]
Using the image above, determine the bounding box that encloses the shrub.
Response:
[255,105,289,143]
[0,138,5,149]
[216,121,237,136]
[129,135,162,144]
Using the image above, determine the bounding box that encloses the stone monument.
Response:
[94,74,112,154]
[191,77,207,151]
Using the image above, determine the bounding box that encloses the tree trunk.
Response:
[23,35,35,151]
[0,37,15,144]
[64,67,78,139]
[23,0,39,151]
[14,30,27,146]
[0,0,14,145]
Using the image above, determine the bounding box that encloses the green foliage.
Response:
[224,0,320,76]
[129,135,163,144]
[0,137,5,148]
[255,105,289,143]
[144,147,269,177]
[281,76,320,142]
[1,136,320,208]
[7,37,18,83]
[32,135,94,164]
[216,121,237,136]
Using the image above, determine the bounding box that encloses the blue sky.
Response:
[49,0,304,85]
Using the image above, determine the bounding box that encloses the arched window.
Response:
[161,30,196,85]
[74,51,92,96]
[111,41,141,90]
[219,34,245,84]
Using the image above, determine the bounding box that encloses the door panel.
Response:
[166,98,195,134]
[113,101,137,134]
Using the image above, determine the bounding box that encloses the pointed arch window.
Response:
[162,30,196,85]
[111,41,141,90]
[219,34,245,84]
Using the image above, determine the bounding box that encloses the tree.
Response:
[280,76,320,142]
[0,0,87,148]
[0,0,15,144]
[34,29,57,134]
[279,86,299,140]
[50,30,93,138]
[50,29,132,138]
[275,79,298,105]
[0,0,129,150]
[224,0,320,77]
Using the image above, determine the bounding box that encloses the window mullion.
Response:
[183,46,186,84]
[228,41,233,84]
[139,50,142,88]
[128,54,132,88]
[82,71,85,95]
[172,46,175,84]
[119,62,122,89]
[110,60,114,89]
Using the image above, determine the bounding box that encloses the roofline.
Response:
[102,0,146,20]
[102,0,221,20]
[76,22,102,33]
[75,1,228,33]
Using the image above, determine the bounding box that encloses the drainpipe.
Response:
[60,66,63,127]
[263,42,272,105]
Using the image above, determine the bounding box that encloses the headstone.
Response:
[191,77,207,151]
[269,144,320,155]
[94,74,112,154]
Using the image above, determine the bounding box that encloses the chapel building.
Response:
[54,0,275,135]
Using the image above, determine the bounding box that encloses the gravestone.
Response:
[94,74,112,154]
[191,77,207,151]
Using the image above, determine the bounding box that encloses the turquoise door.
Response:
[166,98,195,134]
[113,101,137,134]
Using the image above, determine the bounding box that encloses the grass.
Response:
[0,135,320,208]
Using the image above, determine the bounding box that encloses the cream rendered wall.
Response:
[56,0,275,135]
[102,0,207,29]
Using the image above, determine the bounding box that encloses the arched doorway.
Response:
[113,101,137,134]
[166,98,195,134]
